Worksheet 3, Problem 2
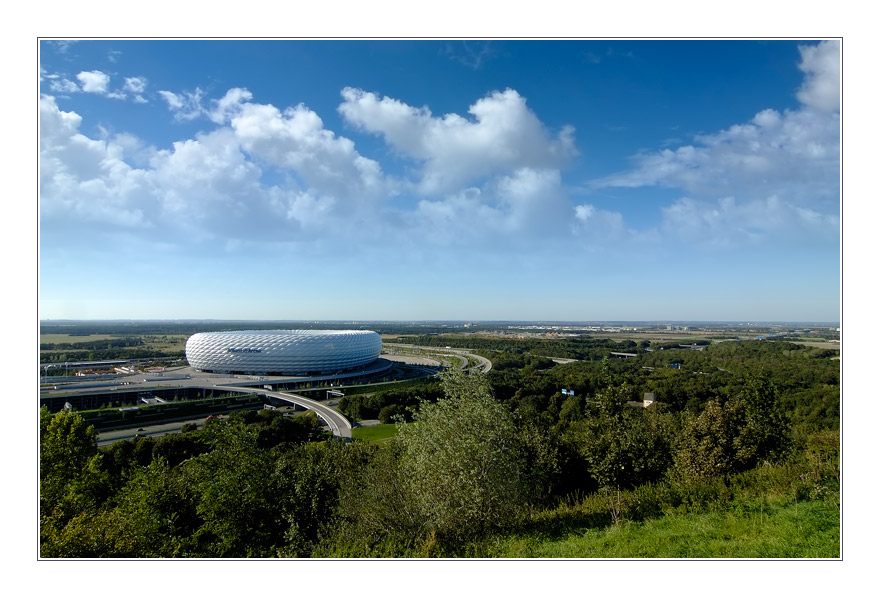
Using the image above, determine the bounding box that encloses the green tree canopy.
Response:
[395,368,529,542]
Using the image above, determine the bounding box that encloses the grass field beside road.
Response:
[40,334,189,355]
[351,423,398,444]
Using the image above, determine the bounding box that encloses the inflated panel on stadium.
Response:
[185,329,382,375]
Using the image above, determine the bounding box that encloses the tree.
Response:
[182,423,280,557]
[274,442,354,557]
[673,398,744,479]
[733,374,791,467]
[564,385,676,490]
[40,407,109,553]
[325,442,426,555]
[107,457,203,557]
[395,368,529,542]
[673,375,791,479]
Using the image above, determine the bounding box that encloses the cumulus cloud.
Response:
[39,88,395,245]
[598,105,839,205]
[48,77,79,94]
[107,132,156,168]
[208,87,253,123]
[661,195,839,248]
[148,128,282,239]
[219,93,391,222]
[66,83,583,247]
[407,167,578,250]
[335,87,597,248]
[40,94,152,228]
[43,68,150,103]
[339,87,576,195]
[41,80,647,259]
[47,40,76,53]
[573,203,627,241]
[123,76,148,103]
[592,40,840,246]
[158,88,205,121]
[76,70,110,94]
[40,82,642,256]
[796,40,840,112]
[39,95,308,249]
[123,77,147,93]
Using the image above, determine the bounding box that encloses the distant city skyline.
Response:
[39,39,840,322]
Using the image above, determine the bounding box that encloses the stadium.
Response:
[185,329,383,376]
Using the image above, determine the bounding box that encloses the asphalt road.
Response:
[212,385,352,438]
[383,343,492,373]
[97,419,202,446]
[55,343,492,445]
[96,405,303,446]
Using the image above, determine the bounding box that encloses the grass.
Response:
[40,334,189,355]
[351,423,399,444]
[485,499,839,558]
[41,334,121,344]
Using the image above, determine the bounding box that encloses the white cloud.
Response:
[39,94,299,246]
[493,168,572,235]
[796,40,840,113]
[76,70,110,94]
[409,168,576,247]
[592,41,840,246]
[108,132,156,168]
[339,87,576,195]
[598,106,839,205]
[39,84,627,257]
[123,77,147,93]
[122,76,148,103]
[40,95,152,228]
[48,40,76,53]
[110,84,584,246]
[661,195,839,248]
[39,89,389,246]
[208,87,252,123]
[42,68,150,103]
[222,95,391,223]
[157,90,183,109]
[573,203,626,240]
[442,41,499,70]
[40,94,83,144]
[49,78,79,94]
[148,128,279,239]
[158,88,205,120]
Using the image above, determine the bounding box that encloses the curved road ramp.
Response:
[212,385,352,439]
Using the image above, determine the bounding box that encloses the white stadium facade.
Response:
[185,329,383,376]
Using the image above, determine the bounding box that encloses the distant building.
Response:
[627,393,656,409]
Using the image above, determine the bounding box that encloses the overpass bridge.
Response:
[42,346,492,440]
[211,385,352,439]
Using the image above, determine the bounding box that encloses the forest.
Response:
[39,338,840,558]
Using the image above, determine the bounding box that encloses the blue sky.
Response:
[38,39,840,322]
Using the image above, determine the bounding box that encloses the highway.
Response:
[383,343,492,373]
[212,385,352,439]
[51,343,492,445]
[98,418,207,446]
